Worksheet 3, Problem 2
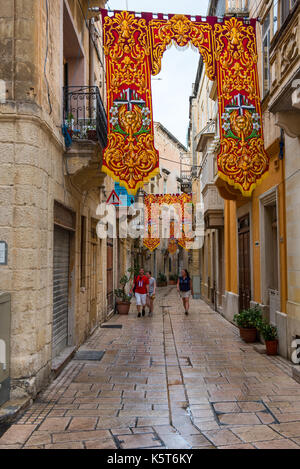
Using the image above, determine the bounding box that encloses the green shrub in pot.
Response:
[233,306,262,343]
[258,321,278,355]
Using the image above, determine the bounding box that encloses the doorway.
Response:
[90,219,98,330]
[53,225,70,358]
[238,214,251,311]
[262,200,280,324]
[107,238,114,314]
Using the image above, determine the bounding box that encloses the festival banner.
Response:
[143,193,193,251]
[101,10,269,197]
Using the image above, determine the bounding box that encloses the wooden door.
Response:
[90,220,99,329]
[238,215,251,311]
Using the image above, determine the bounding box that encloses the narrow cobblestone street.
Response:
[1,287,300,450]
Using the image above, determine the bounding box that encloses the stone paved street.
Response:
[1,287,300,449]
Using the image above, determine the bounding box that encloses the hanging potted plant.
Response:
[233,307,262,343]
[259,321,278,355]
[114,269,134,315]
[86,121,97,141]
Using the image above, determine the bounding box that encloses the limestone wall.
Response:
[0,0,110,398]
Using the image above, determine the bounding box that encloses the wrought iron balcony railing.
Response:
[63,86,107,149]
[226,0,249,15]
[180,170,193,181]
[195,120,216,153]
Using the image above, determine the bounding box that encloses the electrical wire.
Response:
[159,156,201,168]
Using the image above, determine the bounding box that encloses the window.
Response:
[262,12,271,97]
[281,0,297,26]
[163,179,167,194]
[273,1,279,35]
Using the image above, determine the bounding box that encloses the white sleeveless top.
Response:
[149,277,155,294]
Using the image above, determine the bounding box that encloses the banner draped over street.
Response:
[143,193,193,252]
[101,10,269,196]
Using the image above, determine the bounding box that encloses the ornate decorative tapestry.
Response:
[143,193,193,252]
[102,11,268,196]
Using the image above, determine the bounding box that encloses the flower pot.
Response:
[168,280,176,285]
[87,129,97,141]
[265,340,278,356]
[116,301,131,315]
[157,281,167,287]
[239,327,257,343]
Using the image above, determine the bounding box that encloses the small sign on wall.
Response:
[0,241,8,265]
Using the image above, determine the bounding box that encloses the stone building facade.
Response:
[0,0,120,400]
[188,0,300,363]
[188,59,225,306]
[257,0,300,360]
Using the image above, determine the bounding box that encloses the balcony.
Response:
[195,120,216,153]
[63,85,107,148]
[268,2,300,138]
[226,0,249,16]
[202,184,224,229]
[180,170,192,181]
[62,86,108,190]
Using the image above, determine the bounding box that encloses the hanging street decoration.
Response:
[101,10,269,197]
[143,193,193,252]
[168,219,178,255]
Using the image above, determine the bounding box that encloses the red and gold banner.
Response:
[214,18,269,196]
[143,193,193,251]
[168,221,178,255]
[101,10,159,195]
[102,11,269,197]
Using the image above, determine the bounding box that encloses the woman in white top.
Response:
[146,271,156,316]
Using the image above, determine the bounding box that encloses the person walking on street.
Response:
[146,271,156,316]
[130,268,149,318]
[177,269,193,315]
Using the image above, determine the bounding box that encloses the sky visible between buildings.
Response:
[106,0,210,146]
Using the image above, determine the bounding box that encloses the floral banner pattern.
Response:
[102,11,269,196]
[143,193,193,252]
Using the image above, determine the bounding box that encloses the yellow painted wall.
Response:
[224,200,238,295]
[225,139,287,312]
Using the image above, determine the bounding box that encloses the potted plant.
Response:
[233,306,262,343]
[157,272,167,287]
[259,321,278,355]
[86,121,97,141]
[169,274,178,285]
[65,113,74,138]
[114,269,134,315]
